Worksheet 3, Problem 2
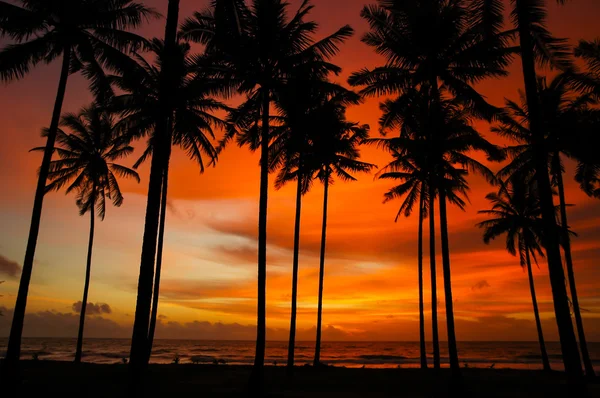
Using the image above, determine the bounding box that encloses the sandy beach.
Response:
[3,361,599,397]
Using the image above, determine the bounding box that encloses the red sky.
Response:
[1,0,600,342]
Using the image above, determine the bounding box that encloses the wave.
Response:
[98,352,130,359]
[358,355,408,361]
[191,348,221,353]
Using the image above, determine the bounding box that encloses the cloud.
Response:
[471,280,491,291]
[0,254,21,278]
[72,301,112,315]
[0,307,128,338]
[2,304,600,342]
[0,306,358,341]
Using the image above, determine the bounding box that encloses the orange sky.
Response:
[1,0,600,342]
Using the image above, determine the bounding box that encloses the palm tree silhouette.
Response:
[110,37,230,360]
[306,92,374,367]
[477,180,551,372]
[370,92,486,373]
[574,39,600,102]
[0,0,155,364]
[349,0,511,375]
[35,105,139,363]
[373,138,430,370]
[128,0,180,375]
[370,129,432,370]
[508,0,583,377]
[270,93,314,376]
[268,77,354,375]
[181,0,354,389]
[371,86,453,371]
[572,39,600,200]
[494,75,598,377]
[368,88,433,370]
[430,99,503,376]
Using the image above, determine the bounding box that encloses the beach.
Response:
[5,361,599,397]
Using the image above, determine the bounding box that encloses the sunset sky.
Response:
[1,0,599,342]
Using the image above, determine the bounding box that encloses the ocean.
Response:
[1,338,599,371]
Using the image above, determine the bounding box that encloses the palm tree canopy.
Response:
[34,105,140,220]
[477,179,545,267]
[269,74,363,194]
[303,92,376,188]
[574,38,600,94]
[348,0,513,120]
[494,74,600,196]
[110,38,232,173]
[0,0,157,99]
[509,0,573,71]
[181,0,355,149]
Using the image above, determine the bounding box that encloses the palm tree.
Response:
[493,76,598,376]
[181,0,354,389]
[271,84,368,372]
[268,78,349,375]
[110,37,230,360]
[572,40,600,199]
[369,87,441,370]
[508,0,583,377]
[374,142,429,370]
[371,134,430,370]
[270,102,313,377]
[348,0,511,119]
[370,99,485,374]
[0,0,155,364]
[128,0,179,375]
[36,105,139,363]
[573,39,600,101]
[349,0,511,375]
[305,93,375,367]
[477,180,551,371]
[431,100,504,375]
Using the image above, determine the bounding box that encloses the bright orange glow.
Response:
[1,0,599,342]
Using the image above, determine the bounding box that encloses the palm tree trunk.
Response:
[555,162,595,377]
[438,188,460,375]
[428,75,441,372]
[75,209,95,363]
[515,0,582,377]
[286,173,303,376]
[314,173,329,367]
[5,44,72,364]
[249,87,270,394]
[147,147,171,358]
[418,190,427,369]
[130,0,179,376]
[525,244,551,372]
[428,180,440,370]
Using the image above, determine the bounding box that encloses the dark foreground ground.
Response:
[2,361,599,397]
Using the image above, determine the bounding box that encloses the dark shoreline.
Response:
[2,360,599,397]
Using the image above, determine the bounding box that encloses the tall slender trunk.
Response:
[130,0,179,377]
[555,161,595,377]
[515,0,582,377]
[147,144,172,357]
[428,75,441,371]
[286,172,303,376]
[5,45,72,364]
[314,173,329,367]
[249,87,270,394]
[428,180,440,370]
[75,209,95,363]
[418,191,427,369]
[438,188,460,375]
[525,243,551,372]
